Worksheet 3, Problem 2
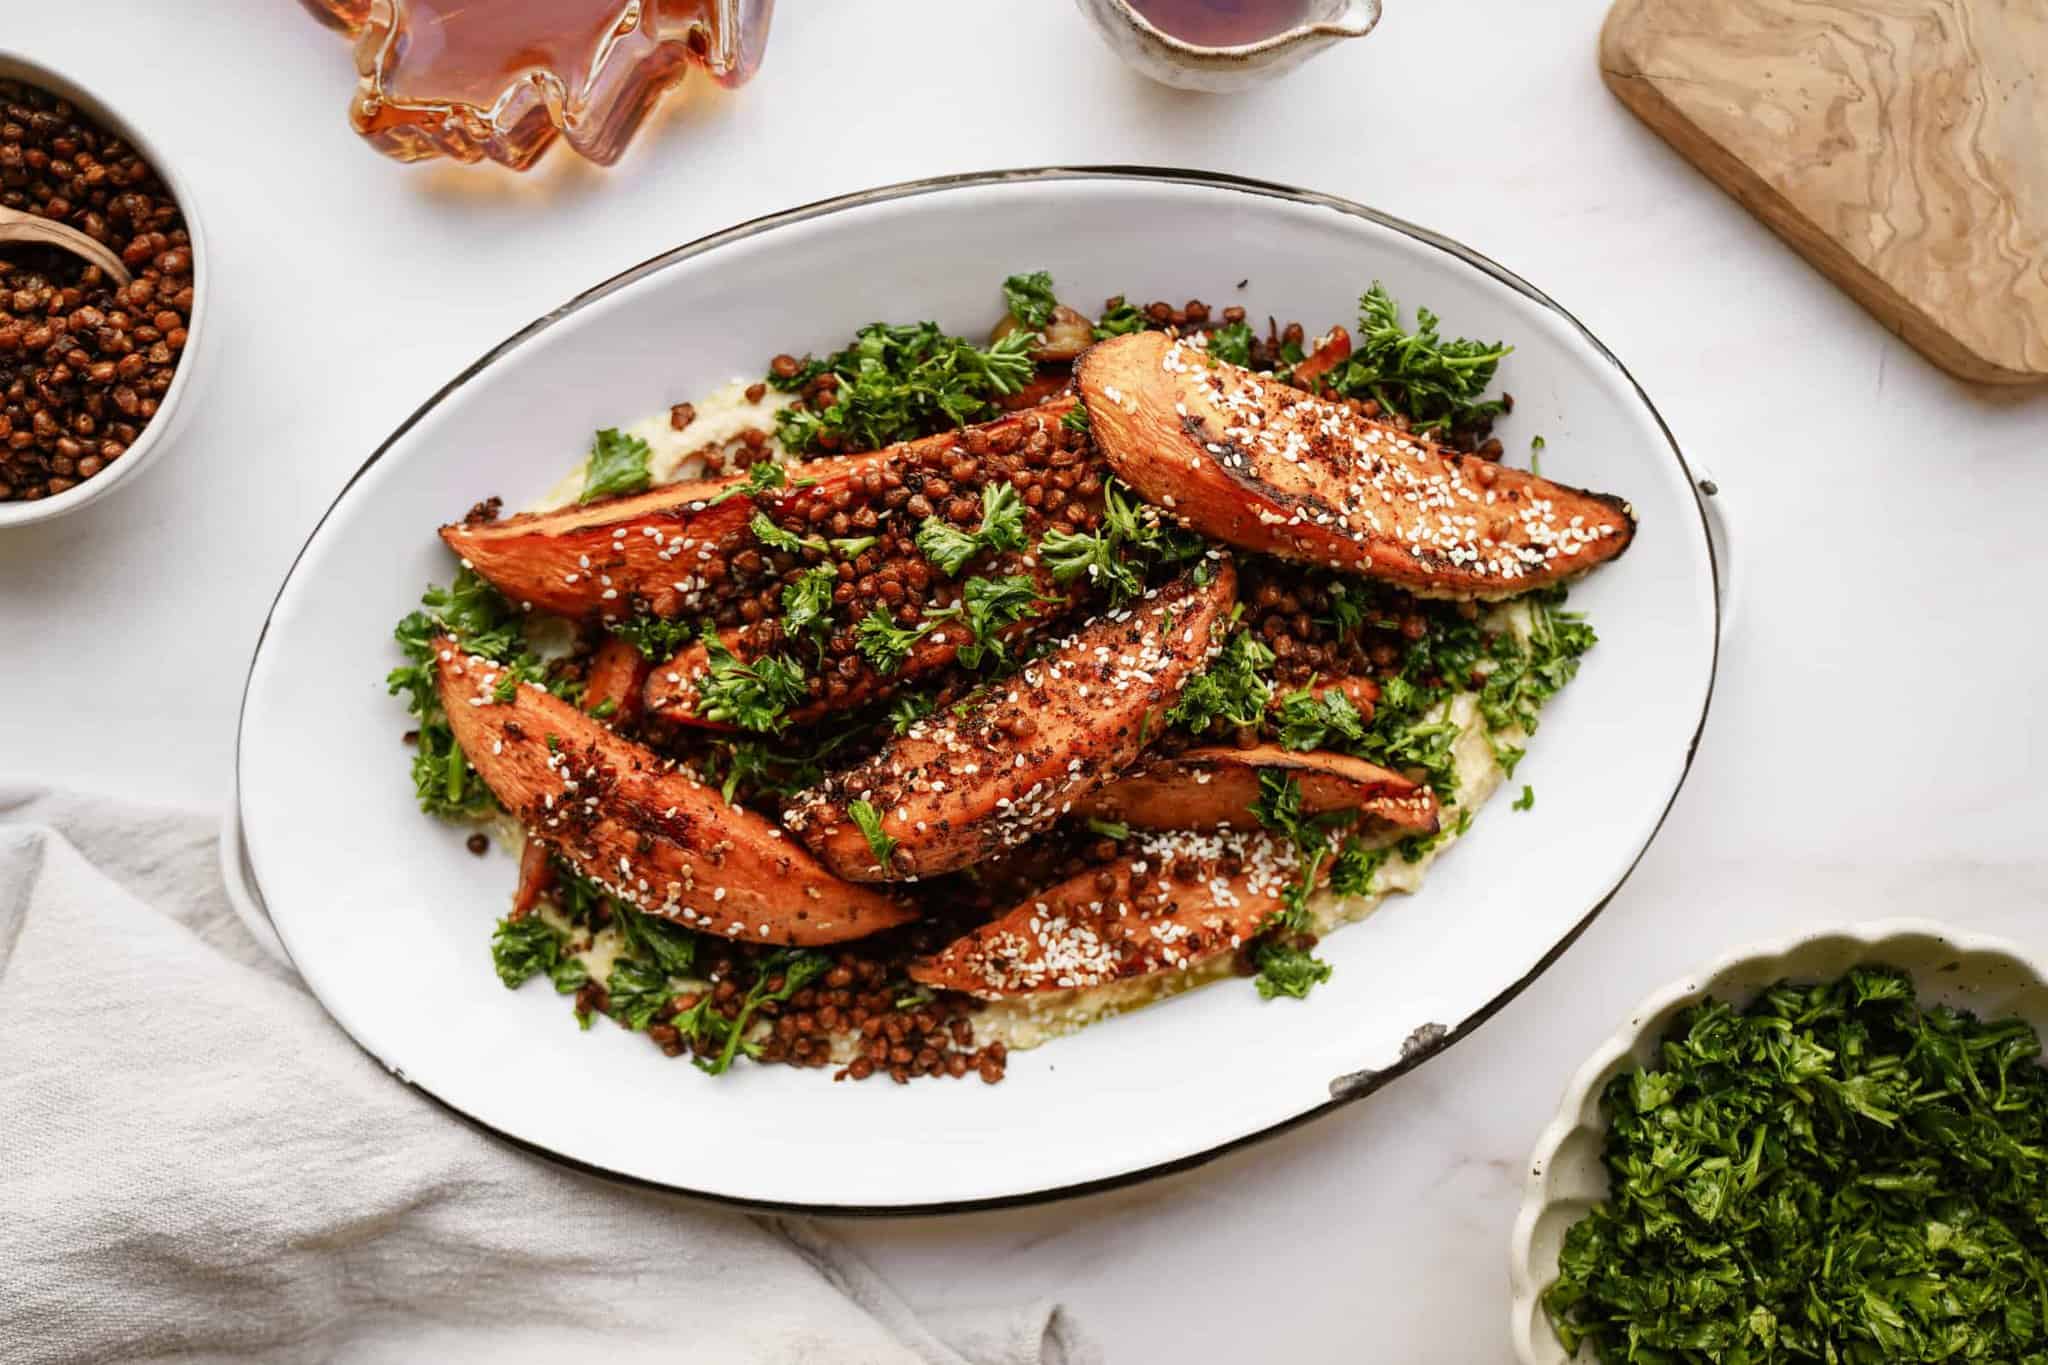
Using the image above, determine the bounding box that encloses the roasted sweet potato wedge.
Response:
[581,634,649,727]
[433,639,912,945]
[440,452,891,621]
[643,566,1078,731]
[1290,325,1353,388]
[909,826,1317,997]
[1077,330,1634,599]
[1072,744,1439,835]
[784,563,1239,881]
[509,836,555,921]
[642,398,1101,729]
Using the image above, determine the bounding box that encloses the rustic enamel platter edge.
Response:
[234,168,1720,1212]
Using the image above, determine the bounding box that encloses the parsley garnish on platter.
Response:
[780,565,838,646]
[1546,969,2048,1363]
[704,459,796,507]
[693,630,808,732]
[1168,629,1275,734]
[1000,270,1058,330]
[579,427,652,503]
[750,510,824,556]
[926,573,1045,669]
[1093,295,1147,339]
[914,481,1028,577]
[1246,772,1349,1001]
[853,609,926,675]
[847,799,897,869]
[1325,283,1512,435]
[1038,477,1203,605]
[769,321,1036,455]
[675,951,832,1075]
[490,916,572,990]
[608,613,694,662]
[1206,321,1255,366]
[387,569,579,818]
[1273,683,1367,752]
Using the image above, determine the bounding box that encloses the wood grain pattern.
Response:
[1602,0,2048,385]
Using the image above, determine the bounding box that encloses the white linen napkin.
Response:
[0,787,1095,1365]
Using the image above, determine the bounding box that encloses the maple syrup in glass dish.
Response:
[1128,0,1315,46]
[302,0,774,170]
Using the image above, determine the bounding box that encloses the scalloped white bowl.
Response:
[1510,919,2048,1363]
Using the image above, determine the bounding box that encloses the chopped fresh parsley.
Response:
[1512,785,1534,811]
[1479,588,1597,738]
[847,799,897,869]
[615,902,697,979]
[929,573,1044,669]
[579,427,652,503]
[1273,683,1367,752]
[1168,630,1275,734]
[697,726,860,805]
[1546,968,2048,1363]
[750,510,824,556]
[1253,944,1332,1000]
[769,322,1036,455]
[1247,772,1350,1001]
[1398,808,1471,863]
[1093,295,1147,339]
[886,691,934,735]
[1207,321,1255,366]
[675,951,831,1075]
[1084,817,1131,841]
[854,609,926,675]
[829,534,877,558]
[704,459,792,507]
[1001,270,1058,330]
[914,481,1027,577]
[1329,837,1385,899]
[693,630,808,732]
[606,957,671,1032]
[491,916,568,990]
[388,570,576,818]
[1038,477,1201,605]
[608,613,695,662]
[1326,283,1512,435]
[780,565,838,645]
[1061,403,1090,436]
[1323,585,1366,637]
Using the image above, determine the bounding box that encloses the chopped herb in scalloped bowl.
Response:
[1511,922,2048,1364]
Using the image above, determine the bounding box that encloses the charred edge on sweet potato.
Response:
[783,562,1240,883]
[432,638,912,945]
[1077,330,1634,600]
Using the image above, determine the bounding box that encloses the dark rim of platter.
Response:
[232,164,1721,1217]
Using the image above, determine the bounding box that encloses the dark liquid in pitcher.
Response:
[1128,0,1317,46]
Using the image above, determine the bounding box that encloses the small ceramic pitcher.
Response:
[1076,0,1381,92]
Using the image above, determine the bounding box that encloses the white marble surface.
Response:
[4,2,2045,1360]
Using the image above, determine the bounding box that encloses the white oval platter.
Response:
[236,168,1720,1212]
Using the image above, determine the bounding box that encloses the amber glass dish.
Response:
[302,0,773,170]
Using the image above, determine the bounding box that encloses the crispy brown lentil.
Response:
[0,79,193,502]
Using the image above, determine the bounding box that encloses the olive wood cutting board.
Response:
[1601,0,2048,385]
